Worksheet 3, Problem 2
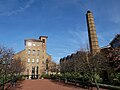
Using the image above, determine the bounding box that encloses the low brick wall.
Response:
[92,83,120,90]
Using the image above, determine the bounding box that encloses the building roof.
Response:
[39,36,48,39]
[100,45,111,49]
[15,49,25,55]
[66,55,71,59]
[70,53,76,58]
[110,34,120,45]
[25,39,42,42]
[87,10,92,13]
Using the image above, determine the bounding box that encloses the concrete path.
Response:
[10,79,107,90]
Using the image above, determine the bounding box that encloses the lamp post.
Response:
[64,73,67,83]
[46,59,49,75]
[92,66,99,90]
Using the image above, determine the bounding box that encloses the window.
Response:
[32,59,35,63]
[33,44,36,46]
[28,49,31,55]
[33,50,35,55]
[46,59,48,70]
[28,59,30,63]
[43,39,45,43]
[42,61,45,64]
[36,66,38,76]
[37,44,39,46]
[37,50,40,55]
[32,66,35,77]
[28,42,32,46]
[36,59,39,63]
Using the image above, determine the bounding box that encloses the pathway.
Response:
[10,79,107,90]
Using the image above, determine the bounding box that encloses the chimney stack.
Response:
[86,10,100,55]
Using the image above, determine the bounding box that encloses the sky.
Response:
[0,0,120,63]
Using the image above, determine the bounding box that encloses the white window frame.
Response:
[33,50,35,55]
[28,42,32,46]
[28,59,30,63]
[32,59,35,63]
[33,44,36,46]
[36,59,39,63]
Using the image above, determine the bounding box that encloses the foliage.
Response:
[41,73,50,79]
[60,48,120,87]
[110,73,120,86]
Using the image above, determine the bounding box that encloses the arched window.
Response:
[33,50,35,55]
[28,49,31,55]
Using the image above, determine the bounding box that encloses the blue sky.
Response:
[0,0,120,63]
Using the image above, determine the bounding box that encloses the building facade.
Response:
[86,10,100,55]
[14,36,51,79]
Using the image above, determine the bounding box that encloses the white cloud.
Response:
[68,29,88,49]
[51,27,89,63]
[0,0,35,16]
[97,34,105,41]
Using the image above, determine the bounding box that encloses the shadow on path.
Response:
[9,81,23,90]
[50,80,108,90]
[50,80,87,90]
[8,79,108,90]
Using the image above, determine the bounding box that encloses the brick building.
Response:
[110,34,120,48]
[14,36,51,79]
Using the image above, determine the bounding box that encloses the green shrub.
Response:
[94,74,103,83]
[41,74,50,79]
[110,73,120,86]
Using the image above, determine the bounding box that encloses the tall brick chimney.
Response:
[86,10,100,55]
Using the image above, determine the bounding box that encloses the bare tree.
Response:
[49,61,60,74]
[10,57,25,75]
[0,46,14,75]
[0,45,25,83]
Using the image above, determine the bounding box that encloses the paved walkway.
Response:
[10,79,107,90]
